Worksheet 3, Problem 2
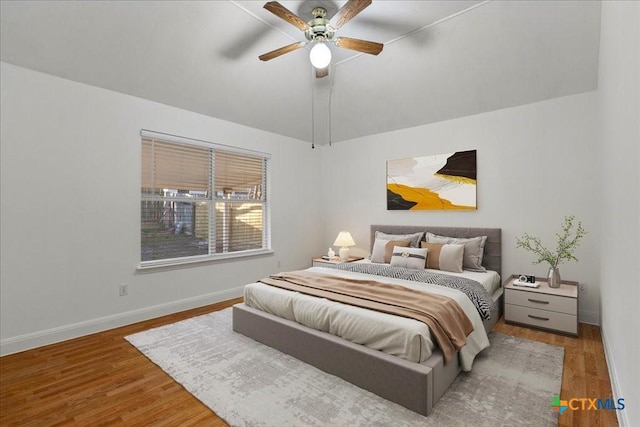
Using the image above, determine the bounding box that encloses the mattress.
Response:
[244,266,496,370]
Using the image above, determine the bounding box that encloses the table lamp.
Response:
[333,231,356,261]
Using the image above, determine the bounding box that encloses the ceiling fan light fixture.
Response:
[309,42,331,69]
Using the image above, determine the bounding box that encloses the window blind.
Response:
[140,131,270,266]
[141,139,210,193]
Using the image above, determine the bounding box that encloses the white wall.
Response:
[319,91,601,324]
[0,62,322,355]
[598,2,640,426]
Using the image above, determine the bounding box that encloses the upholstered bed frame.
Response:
[233,225,502,416]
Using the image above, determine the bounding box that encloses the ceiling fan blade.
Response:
[264,1,310,31]
[335,37,383,55]
[259,41,306,61]
[331,0,372,30]
[316,67,329,79]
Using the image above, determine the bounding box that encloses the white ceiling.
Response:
[0,1,602,145]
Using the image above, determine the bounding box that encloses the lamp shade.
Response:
[333,231,355,248]
[309,42,331,69]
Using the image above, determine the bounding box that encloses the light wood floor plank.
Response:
[1,299,618,426]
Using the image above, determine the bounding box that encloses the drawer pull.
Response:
[528,298,549,304]
[528,314,550,321]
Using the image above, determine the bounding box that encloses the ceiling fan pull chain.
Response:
[311,69,315,149]
[329,72,334,146]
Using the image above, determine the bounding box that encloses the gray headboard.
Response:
[370,225,502,277]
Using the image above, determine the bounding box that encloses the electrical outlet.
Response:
[579,282,587,294]
[277,260,281,268]
[119,283,128,296]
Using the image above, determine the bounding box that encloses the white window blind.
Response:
[140,131,270,267]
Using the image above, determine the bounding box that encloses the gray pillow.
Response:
[424,232,487,272]
[374,231,424,248]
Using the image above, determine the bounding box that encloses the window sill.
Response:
[137,249,274,272]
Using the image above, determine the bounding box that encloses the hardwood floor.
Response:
[1,299,618,426]
[0,299,242,426]
[493,318,619,427]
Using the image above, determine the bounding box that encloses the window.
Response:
[140,130,270,267]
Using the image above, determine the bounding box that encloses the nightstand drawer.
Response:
[505,289,577,315]
[505,304,578,335]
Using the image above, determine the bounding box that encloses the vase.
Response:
[547,267,561,288]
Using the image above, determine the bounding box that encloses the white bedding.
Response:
[244,266,494,371]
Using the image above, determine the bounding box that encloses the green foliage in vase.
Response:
[516,215,588,269]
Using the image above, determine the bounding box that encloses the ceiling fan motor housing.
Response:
[305,7,334,42]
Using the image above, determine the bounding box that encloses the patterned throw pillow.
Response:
[420,242,464,273]
[371,239,411,263]
[390,246,428,269]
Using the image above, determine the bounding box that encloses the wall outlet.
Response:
[579,282,587,294]
[119,283,128,296]
[277,260,281,268]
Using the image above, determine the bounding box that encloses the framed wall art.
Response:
[387,150,477,210]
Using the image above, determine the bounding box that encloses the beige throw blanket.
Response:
[259,270,474,364]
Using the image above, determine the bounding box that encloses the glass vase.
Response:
[547,267,561,288]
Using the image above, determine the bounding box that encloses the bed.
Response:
[232,225,502,416]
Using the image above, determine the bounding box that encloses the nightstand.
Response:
[504,274,578,336]
[312,256,365,267]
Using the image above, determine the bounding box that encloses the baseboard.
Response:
[0,286,244,357]
[601,326,629,427]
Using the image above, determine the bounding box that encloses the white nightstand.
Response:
[312,256,364,267]
[504,275,578,336]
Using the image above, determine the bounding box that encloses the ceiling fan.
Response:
[259,0,383,78]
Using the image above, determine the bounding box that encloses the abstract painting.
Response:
[387,150,477,210]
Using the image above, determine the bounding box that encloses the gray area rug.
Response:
[126,308,562,426]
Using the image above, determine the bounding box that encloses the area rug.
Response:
[125,308,563,427]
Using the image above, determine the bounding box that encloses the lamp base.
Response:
[339,247,349,261]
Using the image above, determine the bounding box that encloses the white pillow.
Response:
[420,242,464,273]
[390,246,428,269]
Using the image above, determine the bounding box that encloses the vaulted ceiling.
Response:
[0,1,602,145]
